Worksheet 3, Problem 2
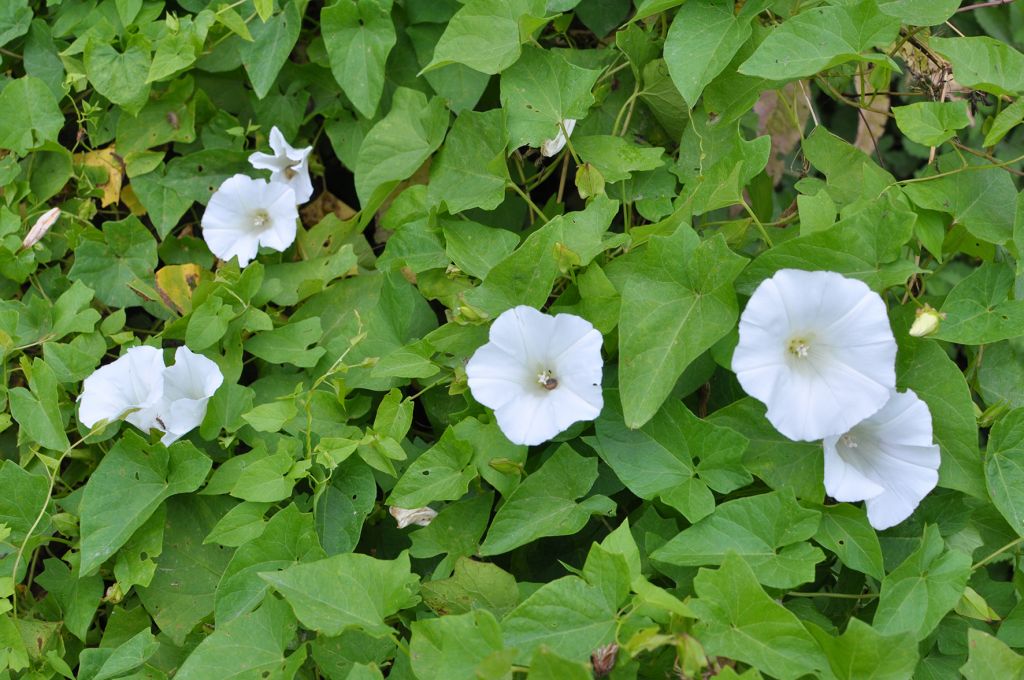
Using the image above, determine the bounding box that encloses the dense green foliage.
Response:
[2,0,1024,677]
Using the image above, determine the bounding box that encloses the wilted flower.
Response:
[540,118,576,157]
[389,506,437,529]
[248,126,314,204]
[22,207,61,248]
[732,269,898,442]
[909,304,945,337]
[78,345,223,443]
[823,389,940,530]
[201,174,299,268]
[466,306,603,446]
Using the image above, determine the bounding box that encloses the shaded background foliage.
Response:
[1,0,1024,677]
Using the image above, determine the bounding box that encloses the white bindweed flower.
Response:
[466,305,603,446]
[732,269,898,442]
[823,389,940,530]
[23,207,61,248]
[78,346,166,432]
[155,346,224,445]
[78,345,223,443]
[248,126,314,204]
[201,174,299,268]
[540,119,577,157]
[389,506,438,529]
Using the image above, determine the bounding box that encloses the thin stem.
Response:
[508,182,549,223]
[742,201,774,248]
[898,152,1024,184]
[973,536,1024,571]
[958,0,1015,12]
[787,591,878,600]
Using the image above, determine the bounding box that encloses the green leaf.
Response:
[388,427,477,508]
[245,317,327,368]
[420,556,519,619]
[618,226,746,428]
[354,88,448,207]
[985,408,1024,538]
[79,433,211,577]
[238,0,301,99]
[479,445,615,556]
[35,558,103,641]
[0,76,65,156]
[84,35,152,115]
[872,525,971,641]
[242,399,298,433]
[261,552,420,636]
[527,647,590,679]
[814,504,884,581]
[427,0,544,75]
[501,574,617,664]
[204,501,271,548]
[314,459,377,555]
[0,1,31,49]
[652,491,823,589]
[9,358,68,452]
[902,154,1018,244]
[690,554,828,680]
[933,263,1024,344]
[892,101,971,147]
[137,494,236,645]
[983,96,1024,147]
[961,629,1024,679]
[67,216,158,308]
[877,0,960,26]
[663,0,754,107]
[410,494,494,575]
[930,36,1024,97]
[428,109,510,213]
[409,609,506,680]
[465,196,618,314]
[216,504,327,623]
[499,45,601,149]
[322,0,396,118]
[739,0,900,80]
[0,460,51,562]
[87,629,159,680]
[176,596,303,680]
[809,618,919,680]
[407,24,490,114]
[896,337,986,499]
[572,135,664,182]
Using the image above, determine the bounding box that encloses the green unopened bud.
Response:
[575,162,605,199]
[554,241,582,274]
[489,457,525,475]
[909,304,945,337]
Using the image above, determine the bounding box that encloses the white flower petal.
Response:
[158,347,224,444]
[78,346,165,432]
[467,306,603,446]
[389,506,437,529]
[822,389,940,530]
[201,175,299,268]
[733,269,897,441]
[248,126,314,203]
[540,118,576,157]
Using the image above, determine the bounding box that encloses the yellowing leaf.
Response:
[74,145,124,207]
[155,264,204,314]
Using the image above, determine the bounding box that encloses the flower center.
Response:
[251,209,271,231]
[840,433,858,449]
[536,370,559,391]
[787,336,812,358]
[284,165,298,180]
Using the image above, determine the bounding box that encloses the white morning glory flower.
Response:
[823,389,940,530]
[540,118,576,157]
[78,346,223,444]
[389,506,438,529]
[201,174,299,268]
[732,269,897,442]
[78,345,166,432]
[155,346,224,445]
[248,126,314,204]
[466,305,603,446]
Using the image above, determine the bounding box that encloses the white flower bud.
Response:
[909,304,945,337]
[22,207,61,248]
[389,506,437,529]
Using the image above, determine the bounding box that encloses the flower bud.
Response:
[22,207,60,248]
[389,506,437,529]
[575,162,605,199]
[909,304,945,337]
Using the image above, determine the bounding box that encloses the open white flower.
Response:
[823,389,940,530]
[732,269,897,442]
[540,119,577,157]
[248,126,314,204]
[78,346,165,432]
[78,346,223,444]
[466,306,603,446]
[155,347,224,445]
[201,174,299,268]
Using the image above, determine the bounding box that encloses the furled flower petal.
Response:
[23,207,61,248]
[466,305,603,446]
[732,269,897,441]
[157,347,224,445]
[248,126,314,203]
[540,119,577,157]
[78,346,165,431]
[823,389,940,530]
[201,174,299,267]
[389,506,437,529]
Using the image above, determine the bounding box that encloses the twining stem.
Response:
[786,591,878,599]
[508,182,549,223]
[972,536,1024,571]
